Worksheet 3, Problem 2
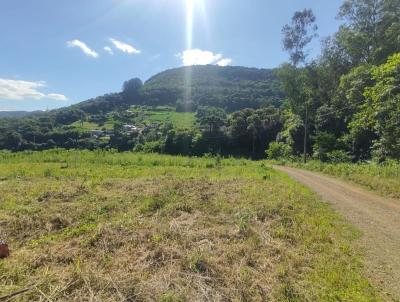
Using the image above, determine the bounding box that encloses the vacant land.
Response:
[289,161,400,199]
[0,150,377,301]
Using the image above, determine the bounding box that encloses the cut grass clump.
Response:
[139,196,168,213]
[0,150,379,301]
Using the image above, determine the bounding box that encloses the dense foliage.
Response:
[142,65,284,111]
[273,0,400,163]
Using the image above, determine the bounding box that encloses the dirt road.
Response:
[274,166,400,301]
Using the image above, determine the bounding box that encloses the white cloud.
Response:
[104,46,114,55]
[109,38,141,54]
[47,93,68,101]
[178,49,232,66]
[0,79,67,101]
[67,39,99,58]
[217,58,233,67]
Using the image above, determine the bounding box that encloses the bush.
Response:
[266,142,291,159]
[313,132,337,162]
[135,140,164,153]
[326,150,352,163]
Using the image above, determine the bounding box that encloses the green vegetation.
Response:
[0,150,377,301]
[70,121,114,131]
[275,0,400,163]
[0,0,399,163]
[289,160,400,199]
[142,65,283,110]
[129,106,197,129]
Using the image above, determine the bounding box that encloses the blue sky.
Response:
[0,0,343,111]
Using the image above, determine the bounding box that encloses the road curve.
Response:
[274,165,400,301]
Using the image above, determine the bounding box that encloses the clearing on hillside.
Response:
[0,150,377,301]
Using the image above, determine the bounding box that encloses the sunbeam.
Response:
[184,0,195,108]
[186,0,194,50]
[184,0,208,108]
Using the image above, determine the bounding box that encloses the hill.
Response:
[0,111,39,118]
[65,65,284,116]
[0,65,285,155]
[142,65,284,111]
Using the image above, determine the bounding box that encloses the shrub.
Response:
[266,142,291,159]
[326,150,352,163]
[312,132,337,162]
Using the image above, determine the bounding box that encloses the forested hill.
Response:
[70,65,283,115]
[142,65,283,111]
[49,65,283,117]
[0,111,39,118]
[0,65,285,155]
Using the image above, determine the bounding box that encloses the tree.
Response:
[337,0,400,65]
[196,107,227,133]
[332,65,376,159]
[352,53,400,160]
[266,142,292,160]
[282,9,318,67]
[247,114,262,155]
[313,132,339,161]
[281,9,318,163]
[122,78,143,103]
[228,107,282,158]
[123,78,143,94]
[276,110,304,155]
[1,131,23,151]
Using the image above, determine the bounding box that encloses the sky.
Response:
[0,0,343,111]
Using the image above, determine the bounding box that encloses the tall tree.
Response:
[351,53,400,160]
[337,0,400,65]
[196,107,227,134]
[282,9,318,67]
[280,9,318,162]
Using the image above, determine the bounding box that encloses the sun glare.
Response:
[186,0,194,50]
[183,0,208,107]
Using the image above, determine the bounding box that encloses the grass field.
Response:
[289,160,400,199]
[130,106,197,130]
[0,150,378,301]
[70,121,114,131]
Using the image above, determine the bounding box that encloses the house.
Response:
[89,130,104,138]
[123,124,141,134]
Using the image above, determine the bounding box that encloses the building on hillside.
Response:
[123,124,141,134]
[89,130,104,138]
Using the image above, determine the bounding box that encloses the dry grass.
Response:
[0,150,378,301]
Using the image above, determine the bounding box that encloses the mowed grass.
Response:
[0,150,378,301]
[289,160,400,199]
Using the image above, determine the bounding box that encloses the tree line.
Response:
[273,0,400,162]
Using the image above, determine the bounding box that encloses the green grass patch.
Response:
[70,121,113,131]
[129,105,197,129]
[289,160,400,199]
[0,150,379,301]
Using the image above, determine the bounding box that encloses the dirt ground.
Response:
[274,166,400,302]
